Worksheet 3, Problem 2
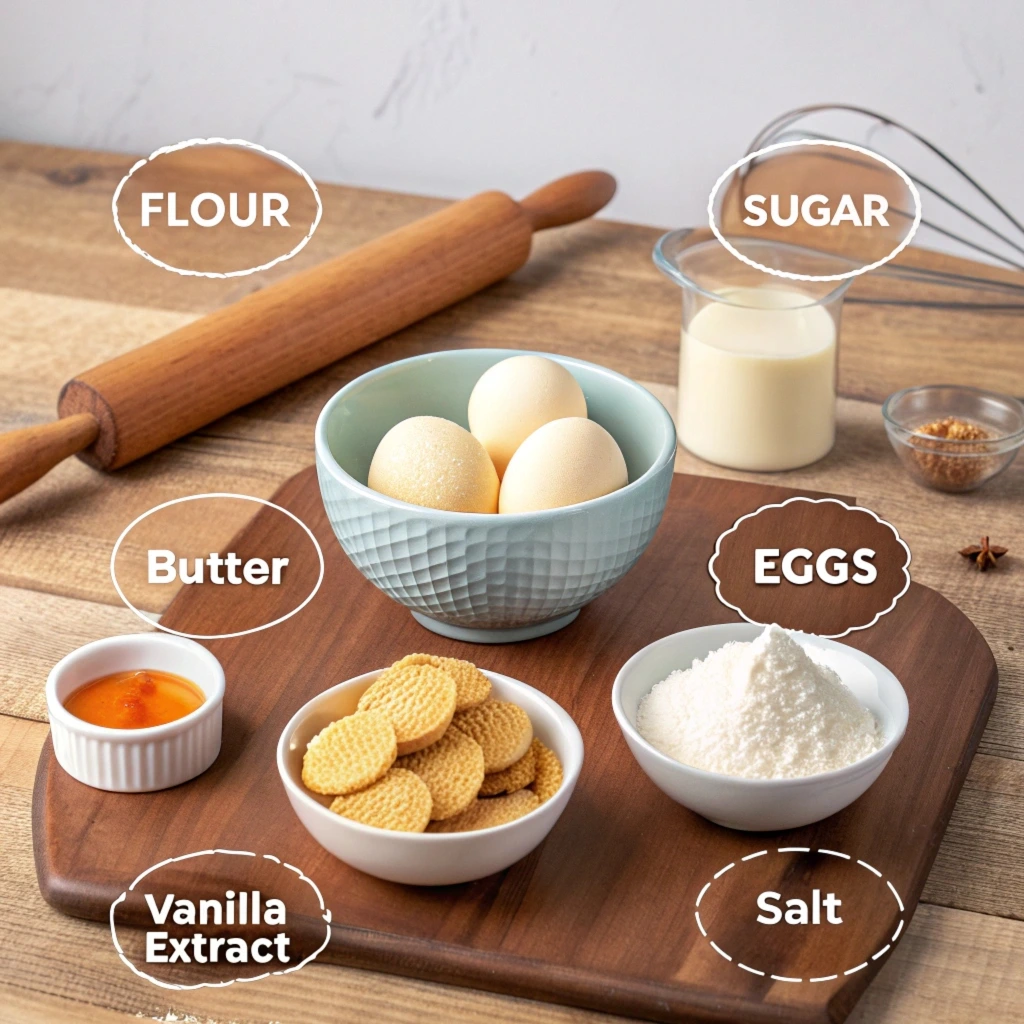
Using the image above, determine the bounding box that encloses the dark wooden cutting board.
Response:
[34,467,996,1024]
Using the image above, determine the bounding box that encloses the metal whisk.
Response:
[745,104,1024,312]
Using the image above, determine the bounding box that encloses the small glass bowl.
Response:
[882,385,1024,492]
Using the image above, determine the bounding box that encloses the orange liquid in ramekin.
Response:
[63,669,205,729]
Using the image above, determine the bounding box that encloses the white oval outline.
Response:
[708,496,912,639]
[109,848,332,991]
[694,848,905,983]
[111,137,323,278]
[110,492,325,641]
[707,139,922,282]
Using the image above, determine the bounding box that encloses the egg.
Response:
[368,416,499,513]
[468,355,587,478]
[499,417,628,514]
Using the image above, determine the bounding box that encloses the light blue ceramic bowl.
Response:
[314,349,676,642]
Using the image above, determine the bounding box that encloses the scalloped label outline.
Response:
[708,496,911,639]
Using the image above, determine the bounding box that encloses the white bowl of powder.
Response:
[612,623,909,831]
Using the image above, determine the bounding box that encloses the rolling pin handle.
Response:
[0,414,100,504]
[519,171,617,232]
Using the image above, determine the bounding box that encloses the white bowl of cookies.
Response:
[276,654,583,885]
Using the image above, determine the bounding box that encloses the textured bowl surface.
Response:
[46,633,224,793]
[315,349,676,634]
[612,623,909,831]
[277,669,583,885]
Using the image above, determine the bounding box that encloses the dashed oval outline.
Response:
[694,847,906,983]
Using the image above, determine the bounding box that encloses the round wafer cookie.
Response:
[396,726,485,820]
[452,699,533,772]
[529,738,563,804]
[478,742,536,796]
[357,663,457,755]
[302,710,396,796]
[392,654,490,711]
[426,788,540,833]
[328,768,432,832]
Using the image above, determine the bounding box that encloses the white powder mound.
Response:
[636,624,883,779]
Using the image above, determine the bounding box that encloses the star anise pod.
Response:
[959,536,1008,572]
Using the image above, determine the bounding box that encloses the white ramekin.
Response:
[46,633,225,793]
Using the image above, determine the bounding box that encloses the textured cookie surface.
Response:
[357,663,457,755]
[479,743,536,796]
[397,726,485,820]
[393,654,490,711]
[328,768,432,832]
[427,789,540,833]
[452,700,533,772]
[529,738,563,804]
[301,710,396,795]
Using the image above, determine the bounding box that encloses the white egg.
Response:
[499,417,628,514]
[468,355,587,478]
[368,416,499,513]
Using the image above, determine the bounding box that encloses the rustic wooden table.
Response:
[1,141,1021,1024]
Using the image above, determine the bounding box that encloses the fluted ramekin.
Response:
[45,633,225,793]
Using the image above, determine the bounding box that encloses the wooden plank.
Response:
[0,289,315,609]
[5,906,1021,1024]
[0,143,677,396]
[923,754,1024,917]
[0,989,131,1024]
[1,277,1020,627]
[0,587,145,721]
[2,717,1022,1024]
[0,142,444,315]
[0,287,197,430]
[845,903,1024,1024]
[0,715,43,791]
[0,434,310,611]
[0,980,632,1024]
[2,142,1023,407]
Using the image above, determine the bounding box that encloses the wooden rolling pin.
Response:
[0,170,616,504]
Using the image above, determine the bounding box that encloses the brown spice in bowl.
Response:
[908,416,994,491]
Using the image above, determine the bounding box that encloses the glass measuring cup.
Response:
[653,233,852,471]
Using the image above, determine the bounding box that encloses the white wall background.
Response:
[1,0,1021,229]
